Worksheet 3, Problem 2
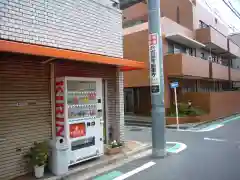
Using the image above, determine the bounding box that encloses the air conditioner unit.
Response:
[208,56,213,61]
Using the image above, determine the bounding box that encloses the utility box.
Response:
[49,137,69,176]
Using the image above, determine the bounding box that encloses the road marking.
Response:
[92,142,186,180]
[204,137,227,142]
[167,142,187,153]
[93,171,123,180]
[113,161,156,180]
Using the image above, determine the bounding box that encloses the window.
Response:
[186,48,193,56]
[134,88,140,110]
[173,44,183,54]
[123,19,145,28]
[168,43,174,54]
[212,55,216,62]
[181,79,197,93]
[199,20,209,28]
[176,7,180,23]
[124,88,134,113]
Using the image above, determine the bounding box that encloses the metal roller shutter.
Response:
[0,53,52,180]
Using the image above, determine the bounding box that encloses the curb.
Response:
[192,113,240,128]
[44,144,151,180]
[126,113,240,130]
[125,121,152,127]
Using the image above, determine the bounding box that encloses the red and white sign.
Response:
[56,80,65,137]
[149,33,161,94]
[149,33,157,46]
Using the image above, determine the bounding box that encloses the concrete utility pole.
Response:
[148,0,166,158]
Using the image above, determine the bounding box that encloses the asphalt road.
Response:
[94,117,240,180]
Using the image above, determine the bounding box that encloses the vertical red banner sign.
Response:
[56,79,65,137]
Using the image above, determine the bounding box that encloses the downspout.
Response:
[50,63,56,138]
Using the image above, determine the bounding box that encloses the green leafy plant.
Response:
[25,141,49,167]
[109,140,123,148]
[167,102,205,117]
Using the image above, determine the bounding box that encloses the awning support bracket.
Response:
[41,57,57,64]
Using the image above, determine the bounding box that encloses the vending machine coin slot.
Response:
[91,121,95,126]
[97,109,103,118]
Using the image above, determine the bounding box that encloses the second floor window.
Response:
[212,55,217,62]
[199,20,209,28]
[168,43,174,54]
[186,48,194,56]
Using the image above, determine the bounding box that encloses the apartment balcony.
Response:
[195,27,228,54]
[230,68,240,81]
[228,40,240,58]
[211,63,229,80]
[124,16,194,38]
[164,53,210,78]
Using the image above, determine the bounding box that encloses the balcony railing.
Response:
[230,68,240,81]
[164,53,210,78]
[211,62,229,80]
[195,26,228,53]
[228,40,240,58]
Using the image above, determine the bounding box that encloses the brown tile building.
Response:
[123,0,240,123]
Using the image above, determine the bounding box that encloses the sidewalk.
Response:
[13,141,151,180]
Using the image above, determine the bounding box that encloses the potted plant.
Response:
[105,140,123,155]
[25,141,49,178]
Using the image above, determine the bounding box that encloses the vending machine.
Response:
[55,77,104,166]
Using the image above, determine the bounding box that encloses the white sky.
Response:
[199,0,240,34]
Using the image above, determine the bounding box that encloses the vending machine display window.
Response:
[69,123,86,138]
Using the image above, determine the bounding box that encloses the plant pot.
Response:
[34,165,44,178]
[106,146,123,155]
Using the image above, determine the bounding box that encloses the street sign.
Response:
[170,81,179,130]
[170,82,179,89]
[149,33,161,94]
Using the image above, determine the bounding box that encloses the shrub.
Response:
[167,102,205,117]
[25,141,49,167]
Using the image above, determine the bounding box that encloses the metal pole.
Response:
[174,88,179,130]
[148,0,166,158]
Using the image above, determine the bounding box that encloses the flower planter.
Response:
[105,146,123,155]
[34,165,45,178]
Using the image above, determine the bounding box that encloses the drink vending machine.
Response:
[55,77,104,166]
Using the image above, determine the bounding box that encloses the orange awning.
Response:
[0,40,146,71]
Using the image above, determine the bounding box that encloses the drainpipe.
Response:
[50,63,56,138]
[148,0,166,158]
